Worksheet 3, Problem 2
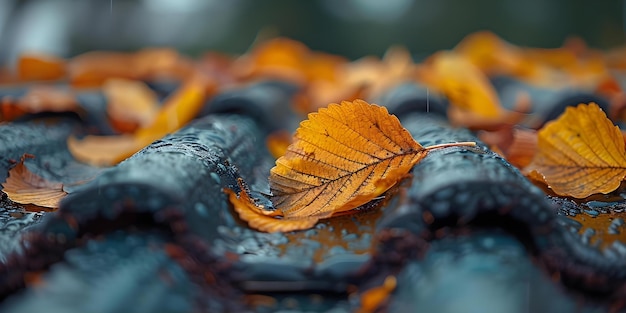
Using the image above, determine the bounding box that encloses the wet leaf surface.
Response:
[230,99,474,232]
[270,100,426,220]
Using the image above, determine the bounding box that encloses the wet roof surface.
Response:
[1,38,626,312]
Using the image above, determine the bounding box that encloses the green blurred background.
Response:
[0,0,623,62]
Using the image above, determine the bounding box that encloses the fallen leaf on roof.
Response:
[270,99,429,219]
[294,48,415,114]
[103,78,159,133]
[17,53,66,81]
[356,275,397,313]
[228,99,476,232]
[416,51,502,118]
[68,74,211,166]
[0,86,80,122]
[225,178,318,233]
[479,126,537,168]
[135,74,212,140]
[1,154,67,209]
[266,130,292,159]
[348,46,416,100]
[233,37,310,84]
[67,135,139,166]
[454,31,519,76]
[524,103,626,198]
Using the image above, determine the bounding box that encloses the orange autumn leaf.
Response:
[233,37,310,84]
[346,46,416,100]
[524,103,626,198]
[17,53,66,81]
[225,178,318,233]
[504,128,538,168]
[1,154,67,209]
[266,130,292,159]
[269,99,426,219]
[228,100,476,232]
[480,127,537,168]
[103,78,159,133]
[356,275,397,313]
[454,31,520,76]
[295,48,414,114]
[0,86,79,122]
[135,74,211,140]
[416,51,501,118]
[68,74,211,166]
[67,135,139,166]
[304,51,347,83]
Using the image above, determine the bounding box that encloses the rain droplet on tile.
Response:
[209,172,221,184]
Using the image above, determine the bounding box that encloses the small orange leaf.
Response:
[233,37,309,84]
[266,130,292,159]
[68,74,211,166]
[17,53,66,81]
[0,86,79,122]
[479,127,537,168]
[103,78,159,132]
[67,135,139,166]
[416,51,501,118]
[135,74,210,140]
[505,128,538,168]
[1,154,67,209]
[524,103,626,198]
[228,100,475,232]
[356,275,397,313]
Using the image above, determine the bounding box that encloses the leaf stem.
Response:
[424,141,477,151]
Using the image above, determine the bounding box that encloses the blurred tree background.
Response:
[0,0,623,63]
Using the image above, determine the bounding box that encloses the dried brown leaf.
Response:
[2,154,67,208]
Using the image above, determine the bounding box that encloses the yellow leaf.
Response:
[233,37,310,84]
[524,103,626,198]
[67,135,139,166]
[270,99,426,219]
[68,74,211,166]
[103,78,159,132]
[228,99,475,232]
[416,51,501,118]
[1,154,67,209]
[356,275,397,313]
[265,130,292,159]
